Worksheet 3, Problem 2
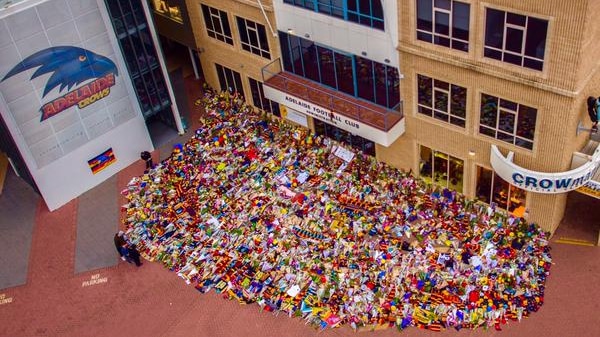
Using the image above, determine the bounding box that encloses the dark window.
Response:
[417,74,466,127]
[478,93,536,149]
[416,0,470,52]
[484,8,548,71]
[249,78,280,116]
[215,64,244,97]
[314,119,375,156]
[284,0,385,30]
[419,145,464,192]
[236,17,271,59]
[201,4,233,45]
[279,31,400,109]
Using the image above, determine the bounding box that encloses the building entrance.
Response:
[555,192,600,246]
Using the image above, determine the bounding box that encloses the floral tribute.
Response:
[122,89,552,332]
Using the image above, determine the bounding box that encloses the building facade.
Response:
[0,0,184,210]
[387,0,600,233]
[183,0,600,234]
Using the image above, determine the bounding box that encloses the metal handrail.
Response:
[262,59,403,131]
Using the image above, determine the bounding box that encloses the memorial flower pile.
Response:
[121,89,552,332]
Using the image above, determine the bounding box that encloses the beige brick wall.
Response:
[399,0,590,94]
[185,0,280,99]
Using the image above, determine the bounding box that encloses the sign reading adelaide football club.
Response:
[1,46,118,121]
[490,145,600,194]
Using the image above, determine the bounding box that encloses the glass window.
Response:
[416,0,470,52]
[201,4,233,45]
[417,74,466,127]
[236,17,271,59]
[249,78,280,116]
[314,119,375,156]
[476,166,527,215]
[284,0,384,30]
[484,8,548,71]
[151,0,183,23]
[419,145,463,192]
[215,64,244,97]
[478,93,536,149]
[278,31,400,109]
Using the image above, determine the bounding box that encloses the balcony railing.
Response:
[262,59,403,131]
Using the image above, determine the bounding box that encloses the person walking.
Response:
[141,151,153,170]
[114,231,127,261]
[127,243,142,267]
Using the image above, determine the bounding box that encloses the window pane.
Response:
[476,166,493,203]
[419,106,432,116]
[500,99,517,111]
[417,31,433,42]
[450,116,465,127]
[233,71,244,96]
[417,0,433,31]
[419,146,433,181]
[374,62,388,107]
[433,152,448,186]
[417,74,432,106]
[434,79,449,90]
[372,0,384,19]
[356,56,374,101]
[435,0,451,10]
[318,46,336,88]
[450,85,466,118]
[485,8,505,48]
[434,11,450,35]
[492,173,510,209]
[335,52,354,95]
[235,18,246,40]
[434,35,451,47]
[301,39,319,82]
[434,89,448,112]
[216,64,226,91]
[452,40,469,52]
[505,27,524,53]
[386,66,400,108]
[525,18,548,59]
[448,155,463,192]
[506,12,526,26]
[517,105,537,140]
[523,58,544,71]
[221,11,232,37]
[497,131,514,144]
[480,94,498,127]
[290,36,304,76]
[452,2,470,41]
[498,110,515,133]
[480,125,496,138]
[484,47,502,60]
[279,32,293,72]
[503,52,522,66]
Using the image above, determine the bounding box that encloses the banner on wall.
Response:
[490,145,600,194]
[2,46,118,121]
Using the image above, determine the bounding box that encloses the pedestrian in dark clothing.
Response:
[127,244,142,267]
[114,231,127,261]
[141,151,153,170]
[587,96,598,131]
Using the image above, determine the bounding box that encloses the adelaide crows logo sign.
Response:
[1,46,118,121]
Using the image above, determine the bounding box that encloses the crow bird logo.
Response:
[2,46,118,97]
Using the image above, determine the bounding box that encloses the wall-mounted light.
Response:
[361,51,367,56]
[287,28,294,34]
[384,58,390,63]
[304,33,310,38]
[468,150,476,156]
